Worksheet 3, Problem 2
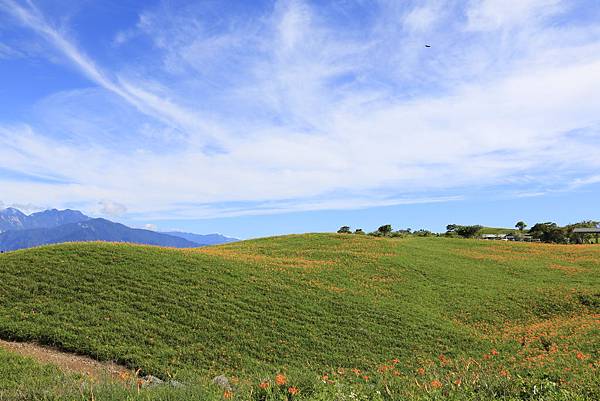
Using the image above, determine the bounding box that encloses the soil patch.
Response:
[0,339,130,381]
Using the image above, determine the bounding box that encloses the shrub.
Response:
[529,222,567,243]
[377,225,392,236]
[337,226,352,234]
[455,225,483,238]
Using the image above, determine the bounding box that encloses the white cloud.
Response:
[403,3,441,33]
[570,175,600,189]
[0,0,599,220]
[0,0,223,146]
[10,203,43,214]
[98,200,127,217]
[0,42,22,58]
[143,223,157,231]
[466,0,564,31]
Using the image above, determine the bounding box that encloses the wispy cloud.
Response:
[0,0,223,145]
[466,0,564,31]
[98,200,128,217]
[0,41,21,58]
[0,0,599,221]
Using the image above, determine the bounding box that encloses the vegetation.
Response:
[337,226,352,234]
[566,221,600,244]
[377,224,393,236]
[477,227,518,235]
[527,221,600,244]
[338,225,433,239]
[529,222,567,244]
[0,235,598,400]
[515,221,527,232]
[446,225,483,238]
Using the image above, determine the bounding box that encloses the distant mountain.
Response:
[0,208,89,233]
[0,218,199,252]
[0,208,27,232]
[164,231,239,245]
[26,209,90,229]
[0,207,238,252]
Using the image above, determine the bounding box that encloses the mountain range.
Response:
[0,208,238,252]
[0,208,89,232]
[163,231,239,246]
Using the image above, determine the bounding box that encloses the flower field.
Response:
[0,234,597,400]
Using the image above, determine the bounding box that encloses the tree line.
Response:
[337,220,599,244]
[337,225,433,237]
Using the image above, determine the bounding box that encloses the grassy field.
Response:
[478,227,519,235]
[0,234,598,400]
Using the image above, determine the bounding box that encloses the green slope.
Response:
[479,226,519,234]
[0,234,598,400]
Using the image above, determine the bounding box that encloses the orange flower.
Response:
[392,370,401,377]
[483,354,491,360]
[438,354,448,365]
[431,380,443,389]
[392,358,400,364]
[275,374,287,386]
[454,378,462,386]
[362,375,370,381]
[500,369,509,377]
[491,349,499,356]
[351,368,361,376]
[259,381,269,389]
[288,386,299,395]
[576,352,585,360]
[417,368,425,376]
[223,390,233,399]
[378,364,392,373]
[321,374,329,381]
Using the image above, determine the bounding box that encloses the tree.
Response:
[354,228,365,235]
[377,224,393,236]
[446,224,458,233]
[515,221,527,231]
[565,220,600,244]
[337,226,352,234]
[455,225,483,238]
[529,222,566,243]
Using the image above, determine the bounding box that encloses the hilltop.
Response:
[0,234,598,400]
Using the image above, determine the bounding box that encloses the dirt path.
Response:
[0,339,131,381]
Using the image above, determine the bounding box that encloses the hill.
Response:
[0,218,198,251]
[479,226,519,235]
[0,234,598,400]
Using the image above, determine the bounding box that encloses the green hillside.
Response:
[0,234,598,400]
[478,226,519,235]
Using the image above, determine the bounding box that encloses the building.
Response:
[481,234,508,241]
[572,227,600,244]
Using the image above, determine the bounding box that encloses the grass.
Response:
[478,227,519,235]
[0,234,598,400]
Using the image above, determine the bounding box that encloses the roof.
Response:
[572,227,600,233]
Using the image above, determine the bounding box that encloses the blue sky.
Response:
[1,0,599,238]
